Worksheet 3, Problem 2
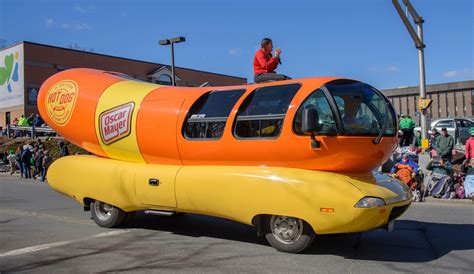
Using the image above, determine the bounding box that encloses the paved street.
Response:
[0,176,473,273]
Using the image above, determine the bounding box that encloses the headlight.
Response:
[354,197,386,208]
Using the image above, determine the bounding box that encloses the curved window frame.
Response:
[322,81,398,137]
[183,89,246,141]
[233,83,301,140]
[292,88,340,136]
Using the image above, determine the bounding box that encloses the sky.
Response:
[0,0,473,89]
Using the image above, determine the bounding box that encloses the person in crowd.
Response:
[21,145,33,179]
[0,151,7,164]
[41,150,53,182]
[399,114,416,146]
[26,114,35,126]
[253,38,291,83]
[435,127,454,162]
[412,130,422,149]
[7,150,16,175]
[33,114,44,127]
[15,146,24,178]
[18,115,28,126]
[429,128,441,149]
[33,146,44,180]
[391,153,420,175]
[426,156,453,176]
[12,117,19,126]
[59,141,70,157]
[465,127,474,160]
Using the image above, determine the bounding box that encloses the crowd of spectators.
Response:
[1,113,46,138]
[0,140,69,182]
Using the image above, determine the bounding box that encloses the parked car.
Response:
[414,118,473,145]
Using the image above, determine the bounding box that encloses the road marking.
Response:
[0,230,131,258]
[0,209,93,225]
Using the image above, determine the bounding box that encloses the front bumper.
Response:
[348,172,413,233]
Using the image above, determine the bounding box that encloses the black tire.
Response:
[90,200,126,228]
[264,215,315,253]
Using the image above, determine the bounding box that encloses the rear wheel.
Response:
[264,215,315,253]
[90,200,126,228]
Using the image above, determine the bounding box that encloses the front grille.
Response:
[388,204,409,222]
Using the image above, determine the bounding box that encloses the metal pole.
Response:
[171,42,175,86]
[417,23,428,140]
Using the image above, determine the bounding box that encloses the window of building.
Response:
[293,89,337,135]
[183,89,245,139]
[234,84,300,139]
[156,74,173,85]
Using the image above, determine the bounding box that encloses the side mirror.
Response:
[302,108,320,134]
[302,108,321,149]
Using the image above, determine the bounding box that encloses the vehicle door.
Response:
[458,119,471,145]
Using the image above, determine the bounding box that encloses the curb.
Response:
[421,197,473,205]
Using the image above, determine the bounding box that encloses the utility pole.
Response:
[392,0,430,146]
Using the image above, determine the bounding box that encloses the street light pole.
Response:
[392,0,429,142]
[159,36,186,86]
[170,42,175,86]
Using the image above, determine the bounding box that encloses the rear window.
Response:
[183,89,245,139]
[435,120,454,128]
[234,84,300,139]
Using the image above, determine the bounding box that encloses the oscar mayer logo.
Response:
[99,102,135,145]
[45,80,78,126]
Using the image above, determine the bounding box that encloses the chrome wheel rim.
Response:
[94,201,113,221]
[270,215,304,244]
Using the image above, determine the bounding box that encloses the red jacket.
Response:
[466,137,474,159]
[253,49,279,76]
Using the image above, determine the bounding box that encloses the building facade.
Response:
[381,80,474,125]
[0,41,247,128]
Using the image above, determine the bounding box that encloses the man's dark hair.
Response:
[441,127,447,132]
[261,38,272,48]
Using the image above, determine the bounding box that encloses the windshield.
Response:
[325,82,397,136]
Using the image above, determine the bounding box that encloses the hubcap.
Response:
[270,215,304,244]
[94,201,114,221]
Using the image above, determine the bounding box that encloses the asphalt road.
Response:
[0,176,473,273]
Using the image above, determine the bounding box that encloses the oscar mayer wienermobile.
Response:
[38,68,412,253]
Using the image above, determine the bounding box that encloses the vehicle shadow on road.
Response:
[126,214,474,263]
[307,220,474,264]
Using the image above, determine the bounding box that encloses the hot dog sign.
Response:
[45,80,78,126]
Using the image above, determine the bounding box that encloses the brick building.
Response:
[0,41,246,128]
[381,80,474,124]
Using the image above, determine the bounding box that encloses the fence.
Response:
[5,124,57,139]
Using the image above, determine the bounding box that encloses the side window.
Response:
[234,84,300,139]
[294,89,337,135]
[184,89,245,140]
[435,120,454,128]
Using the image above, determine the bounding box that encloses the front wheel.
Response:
[264,215,315,253]
[90,200,126,228]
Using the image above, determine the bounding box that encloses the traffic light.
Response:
[418,98,433,112]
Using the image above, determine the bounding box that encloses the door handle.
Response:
[149,178,160,186]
